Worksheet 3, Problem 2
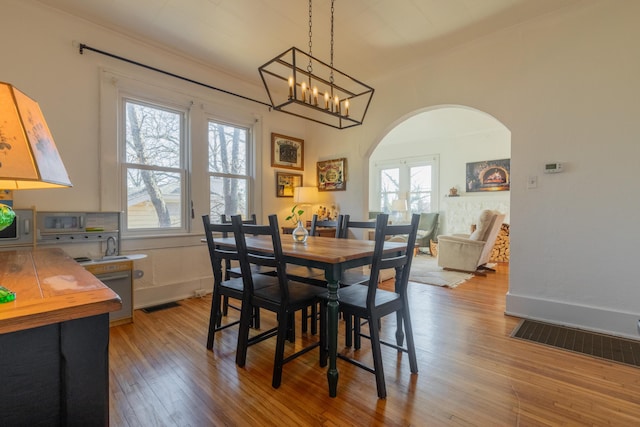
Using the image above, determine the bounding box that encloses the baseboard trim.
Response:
[505,292,640,341]
[134,279,211,310]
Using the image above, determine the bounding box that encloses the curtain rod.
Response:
[78,43,272,108]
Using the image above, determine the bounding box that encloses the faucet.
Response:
[105,236,117,257]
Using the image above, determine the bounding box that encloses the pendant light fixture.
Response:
[259,0,374,130]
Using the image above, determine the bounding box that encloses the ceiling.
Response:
[37,0,578,85]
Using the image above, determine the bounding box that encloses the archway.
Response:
[369,105,511,260]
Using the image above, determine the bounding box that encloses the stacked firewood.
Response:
[490,223,510,262]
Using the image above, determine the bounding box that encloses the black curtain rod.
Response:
[78,43,272,108]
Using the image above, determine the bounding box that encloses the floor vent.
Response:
[142,301,180,313]
[511,319,640,368]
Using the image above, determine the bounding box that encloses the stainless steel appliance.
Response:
[82,259,133,325]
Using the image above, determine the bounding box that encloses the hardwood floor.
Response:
[109,262,640,426]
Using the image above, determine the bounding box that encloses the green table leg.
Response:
[326,269,339,397]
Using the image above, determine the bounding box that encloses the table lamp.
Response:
[0,82,73,230]
[391,198,408,222]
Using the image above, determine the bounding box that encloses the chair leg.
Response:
[310,303,318,335]
[287,312,296,342]
[253,306,261,329]
[272,310,289,388]
[401,303,419,374]
[368,315,387,399]
[235,298,253,367]
[354,316,362,350]
[207,289,222,349]
[395,310,405,348]
[222,295,230,316]
[301,307,309,333]
[345,314,353,347]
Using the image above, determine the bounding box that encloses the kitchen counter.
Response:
[0,247,122,425]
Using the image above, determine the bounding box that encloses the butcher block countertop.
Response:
[0,247,122,334]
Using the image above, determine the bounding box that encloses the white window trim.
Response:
[99,67,263,248]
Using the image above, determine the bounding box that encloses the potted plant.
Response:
[285,205,308,243]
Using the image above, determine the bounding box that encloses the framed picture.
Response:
[275,172,302,197]
[466,158,510,192]
[317,158,347,191]
[271,133,304,170]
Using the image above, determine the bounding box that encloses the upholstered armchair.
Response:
[437,210,505,274]
[415,212,439,253]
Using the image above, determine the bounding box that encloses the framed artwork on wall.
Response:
[271,133,304,170]
[317,158,347,191]
[275,172,302,197]
[466,158,510,192]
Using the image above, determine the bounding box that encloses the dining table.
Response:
[213,233,406,397]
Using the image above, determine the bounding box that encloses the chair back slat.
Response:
[231,214,291,301]
[340,214,377,239]
[309,214,344,238]
[366,213,420,308]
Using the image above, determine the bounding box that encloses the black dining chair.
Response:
[202,215,278,350]
[232,214,327,388]
[219,214,258,321]
[321,213,420,399]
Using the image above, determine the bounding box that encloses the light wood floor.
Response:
[109,262,640,426]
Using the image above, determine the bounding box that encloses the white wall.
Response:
[308,0,640,339]
[4,0,640,340]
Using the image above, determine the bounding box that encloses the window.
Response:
[101,69,258,239]
[380,167,400,212]
[123,99,186,231]
[208,120,250,218]
[374,156,439,214]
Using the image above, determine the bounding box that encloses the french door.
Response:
[374,155,439,215]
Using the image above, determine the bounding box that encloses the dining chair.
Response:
[202,215,278,349]
[310,214,344,238]
[219,214,258,321]
[321,213,420,398]
[232,214,327,388]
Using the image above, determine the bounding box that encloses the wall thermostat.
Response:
[544,162,563,173]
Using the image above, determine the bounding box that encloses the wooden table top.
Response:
[0,248,122,334]
[214,234,406,265]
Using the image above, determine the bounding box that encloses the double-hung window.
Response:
[101,69,256,239]
[207,120,250,219]
[123,99,186,232]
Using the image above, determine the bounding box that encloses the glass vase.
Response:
[292,220,309,243]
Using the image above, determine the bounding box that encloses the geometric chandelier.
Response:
[259,0,374,130]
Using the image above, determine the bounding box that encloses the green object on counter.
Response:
[0,286,16,303]
[0,203,16,231]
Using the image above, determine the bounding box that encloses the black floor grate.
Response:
[141,301,180,313]
[511,319,640,367]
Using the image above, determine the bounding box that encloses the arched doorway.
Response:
[369,105,511,257]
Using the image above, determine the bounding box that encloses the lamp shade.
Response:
[391,199,408,212]
[0,82,72,189]
[293,186,318,204]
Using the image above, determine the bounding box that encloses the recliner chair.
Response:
[436,210,505,275]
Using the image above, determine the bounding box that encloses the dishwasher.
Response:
[82,259,134,325]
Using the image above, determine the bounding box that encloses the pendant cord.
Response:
[330,0,335,84]
[78,43,272,108]
[307,0,313,77]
